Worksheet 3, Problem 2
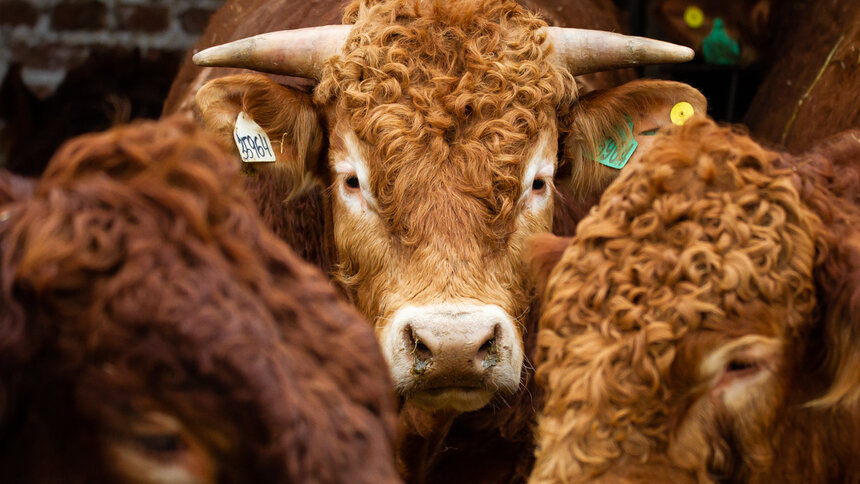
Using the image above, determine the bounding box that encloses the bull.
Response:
[743,0,860,153]
[528,118,860,483]
[176,0,705,480]
[0,117,399,484]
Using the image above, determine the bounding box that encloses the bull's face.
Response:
[326,109,559,411]
[190,0,699,415]
[528,119,860,483]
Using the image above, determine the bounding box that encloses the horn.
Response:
[546,27,694,76]
[192,25,351,79]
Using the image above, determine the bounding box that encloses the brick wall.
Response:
[0,0,223,98]
[0,0,226,174]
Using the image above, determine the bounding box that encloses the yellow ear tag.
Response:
[671,102,695,126]
[684,6,705,29]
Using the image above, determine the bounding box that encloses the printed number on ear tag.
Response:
[234,112,277,163]
[594,119,637,170]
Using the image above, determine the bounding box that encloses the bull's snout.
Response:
[382,304,524,413]
[404,318,501,378]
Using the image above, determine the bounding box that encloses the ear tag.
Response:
[593,119,637,170]
[671,102,695,126]
[234,112,276,163]
[702,18,740,65]
[684,5,705,29]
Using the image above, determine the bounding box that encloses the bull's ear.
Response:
[557,80,707,201]
[527,233,573,300]
[194,74,330,271]
[194,73,325,191]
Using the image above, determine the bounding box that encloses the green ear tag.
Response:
[703,18,740,65]
[593,119,637,170]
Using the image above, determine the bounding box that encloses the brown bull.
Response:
[0,117,399,484]
[743,0,860,153]
[174,0,705,480]
[528,118,860,483]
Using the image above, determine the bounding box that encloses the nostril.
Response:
[476,338,495,360]
[477,324,502,370]
[414,340,432,360]
[403,326,433,376]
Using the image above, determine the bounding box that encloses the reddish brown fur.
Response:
[174,1,704,482]
[743,0,860,153]
[0,117,399,483]
[530,118,860,483]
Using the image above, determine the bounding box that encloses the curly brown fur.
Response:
[316,0,575,246]
[0,117,398,483]
[179,1,706,481]
[531,118,860,483]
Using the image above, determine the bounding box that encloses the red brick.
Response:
[51,1,107,31]
[116,4,169,33]
[179,7,215,35]
[0,0,39,26]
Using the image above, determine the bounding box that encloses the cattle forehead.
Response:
[329,118,558,245]
[315,0,573,237]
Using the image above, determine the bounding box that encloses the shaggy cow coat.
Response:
[169,0,704,482]
[0,117,399,484]
[528,118,860,483]
[743,0,860,152]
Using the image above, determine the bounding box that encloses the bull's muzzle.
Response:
[382,303,524,413]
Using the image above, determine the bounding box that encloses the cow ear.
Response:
[794,147,860,408]
[194,73,325,191]
[527,233,573,300]
[194,74,330,271]
[557,80,707,201]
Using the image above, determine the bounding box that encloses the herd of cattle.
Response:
[0,0,858,483]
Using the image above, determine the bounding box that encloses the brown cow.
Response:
[176,0,705,481]
[0,117,399,483]
[528,118,860,483]
[743,0,860,153]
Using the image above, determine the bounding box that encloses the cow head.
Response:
[0,118,398,484]
[191,0,702,414]
[528,119,860,482]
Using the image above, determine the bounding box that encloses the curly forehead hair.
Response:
[316,0,575,242]
[533,118,821,480]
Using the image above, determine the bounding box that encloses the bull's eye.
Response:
[134,433,186,455]
[345,175,360,190]
[726,359,758,375]
[532,178,547,193]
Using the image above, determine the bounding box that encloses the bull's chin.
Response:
[409,387,494,413]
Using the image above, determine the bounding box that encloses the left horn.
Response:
[192,25,352,79]
[546,27,694,76]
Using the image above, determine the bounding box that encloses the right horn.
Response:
[546,27,694,76]
[192,25,352,79]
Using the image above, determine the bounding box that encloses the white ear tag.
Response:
[233,112,276,163]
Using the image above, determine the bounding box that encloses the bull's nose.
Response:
[381,303,524,413]
[403,321,502,377]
